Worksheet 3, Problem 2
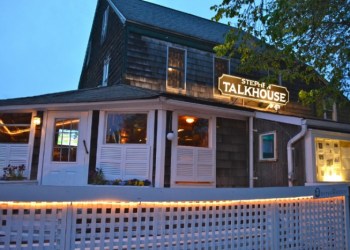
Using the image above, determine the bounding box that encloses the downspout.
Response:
[287,119,307,187]
[249,116,254,188]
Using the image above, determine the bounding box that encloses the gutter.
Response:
[287,119,307,187]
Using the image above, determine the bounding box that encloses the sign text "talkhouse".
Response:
[218,74,289,106]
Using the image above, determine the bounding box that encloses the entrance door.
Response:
[41,111,90,185]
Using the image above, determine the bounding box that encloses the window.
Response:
[101,6,109,43]
[52,118,79,162]
[178,115,208,147]
[167,47,186,89]
[0,113,32,143]
[259,132,276,161]
[102,56,110,86]
[105,114,147,144]
[315,138,350,182]
[214,57,229,95]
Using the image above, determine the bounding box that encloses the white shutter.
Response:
[197,149,214,181]
[0,145,6,167]
[0,144,30,176]
[175,147,214,183]
[176,148,194,180]
[124,147,150,179]
[98,145,150,180]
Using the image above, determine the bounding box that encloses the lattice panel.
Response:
[69,197,347,250]
[0,202,68,249]
[277,196,347,249]
[0,196,347,250]
[70,201,276,250]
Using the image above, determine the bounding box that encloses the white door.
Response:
[41,111,90,185]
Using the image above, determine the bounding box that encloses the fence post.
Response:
[272,200,279,250]
[64,202,73,250]
[346,187,350,250]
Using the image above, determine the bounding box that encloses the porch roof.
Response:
[0,83,255,115]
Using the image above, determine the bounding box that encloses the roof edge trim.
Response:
[107,0,126,24]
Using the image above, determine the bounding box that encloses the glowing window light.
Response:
[0,119,30,135]
[185,117,195,124]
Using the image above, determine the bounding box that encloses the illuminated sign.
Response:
[218,74,289,108]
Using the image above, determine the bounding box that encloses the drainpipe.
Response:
[249,116,254,188]
[287,119,307,187]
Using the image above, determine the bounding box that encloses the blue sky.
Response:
[0,0,221,99]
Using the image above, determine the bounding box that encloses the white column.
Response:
[154,110,167,187]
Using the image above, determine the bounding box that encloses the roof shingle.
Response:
[110,0,232,44]
[0,84,160,106]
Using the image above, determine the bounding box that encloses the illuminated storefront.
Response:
[0,0,349,188]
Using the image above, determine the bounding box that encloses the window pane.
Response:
[168,48,185,89]
[214,58,229,95]
[106,114,147,144]
[0,113,32,124]
[0,113,31,143]
[52,118,79,162]
[214,58,228,82]
[315,138,350,182]
[178,115,208,147]
[260,133,275,160]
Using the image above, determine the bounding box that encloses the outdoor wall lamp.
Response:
[166,131,174,141]
[33,116,41,126]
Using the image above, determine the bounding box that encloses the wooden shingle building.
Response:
[1,0,350,188]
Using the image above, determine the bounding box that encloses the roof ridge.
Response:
[139,0,230,28]
[109,0,232,44]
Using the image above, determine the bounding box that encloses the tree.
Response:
[211,0,350,106]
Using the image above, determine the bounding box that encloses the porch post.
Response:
[154,109,167,187]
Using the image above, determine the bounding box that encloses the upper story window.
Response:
[101,6,110,43]
[102,56,110,86]
[178,115,209,148]
[167,47,186,90]
[259,131,277,161]
[0,113,32,143]
[105,113,147,144]
[214,57,229,95]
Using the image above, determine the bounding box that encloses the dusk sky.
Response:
[0,0,222,99]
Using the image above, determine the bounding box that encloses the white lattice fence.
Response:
[0,185,349,249]
[277,197,347,249]
[0,202,68,250]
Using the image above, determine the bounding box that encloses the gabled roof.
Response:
[109,0,231,44]
[0,84,160,107]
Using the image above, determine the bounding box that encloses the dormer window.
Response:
[102,56,110,86]
[167,47,186,90]
[101,6,109,43]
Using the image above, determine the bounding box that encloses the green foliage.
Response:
[211,0,350,104]
[90,168,107,185]
[89,169,152,186]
